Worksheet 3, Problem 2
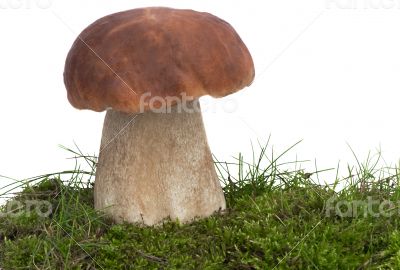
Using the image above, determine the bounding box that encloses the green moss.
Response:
[1,144,400,269]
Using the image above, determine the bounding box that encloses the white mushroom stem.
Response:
[94,99,226,225]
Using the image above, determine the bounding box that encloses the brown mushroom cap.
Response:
[64,7,255,113]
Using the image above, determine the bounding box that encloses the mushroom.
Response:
[63,7,254,225]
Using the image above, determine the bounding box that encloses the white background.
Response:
[1,0,400,189]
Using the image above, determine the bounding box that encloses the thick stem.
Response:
[94,100,226,225]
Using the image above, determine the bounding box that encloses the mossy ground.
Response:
[1,143,400,269]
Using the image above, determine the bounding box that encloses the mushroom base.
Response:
[94,100,226,225]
